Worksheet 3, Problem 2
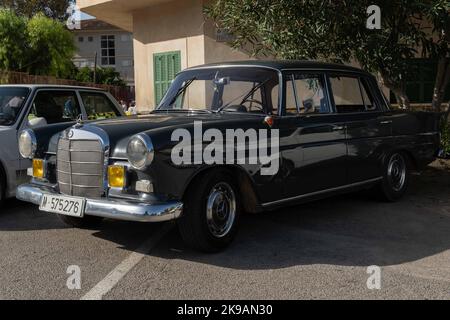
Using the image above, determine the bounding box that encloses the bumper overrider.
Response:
[16,184,183,223]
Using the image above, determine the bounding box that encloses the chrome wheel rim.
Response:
[206,182,236,238]
[387,154,406,192]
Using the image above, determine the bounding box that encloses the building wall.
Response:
[131,0,253,111]
[73,28,135,87]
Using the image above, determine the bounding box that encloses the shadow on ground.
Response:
[2,162,449,270]
[96,162,450,270]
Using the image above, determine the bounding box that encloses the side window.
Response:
[29,91,81,126]
[80,92,121,120]
[285,73,329,115]
[330,75,380,113]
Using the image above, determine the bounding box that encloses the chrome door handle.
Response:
[380,120,392,125]
[332,125,346,131]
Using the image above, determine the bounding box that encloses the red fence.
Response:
[0,70,134,102]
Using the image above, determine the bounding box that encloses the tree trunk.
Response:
[378,73,411,109]
[432,57,450,113]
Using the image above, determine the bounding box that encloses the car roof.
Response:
[0,84,106,91]
[186,60,371,76]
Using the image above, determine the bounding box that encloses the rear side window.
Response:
[80,92,121,120]
[330,75,379,113]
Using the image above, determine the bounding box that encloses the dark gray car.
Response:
[0,85,125,205]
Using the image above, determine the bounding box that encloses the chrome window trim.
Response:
[173,65,283,116]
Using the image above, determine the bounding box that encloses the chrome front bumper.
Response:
[16,184,183,223]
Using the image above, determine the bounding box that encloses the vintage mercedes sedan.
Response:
[16,61,441,252]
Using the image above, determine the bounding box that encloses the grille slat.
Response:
[57,137,104,198]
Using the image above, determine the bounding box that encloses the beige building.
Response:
[78,0,449,111]
[78,0,253,111]
[72,19,135,88]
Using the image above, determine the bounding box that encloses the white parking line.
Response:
[81,223,173,300]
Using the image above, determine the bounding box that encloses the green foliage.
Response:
[73,67,126,86]
[0,0,71,21]
[27,13,76,77]
[440,120,450,157]
[0,9,75,78]
[205,0,450,109]
[0,9,27,71]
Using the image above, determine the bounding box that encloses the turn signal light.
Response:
[108,165,126,188]
[32,159,44,179]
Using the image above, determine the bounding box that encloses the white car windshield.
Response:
[156,67,280,115]
[0,87,30,125]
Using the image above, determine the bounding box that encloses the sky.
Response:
[81,12,95,20]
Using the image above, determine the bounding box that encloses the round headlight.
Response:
[126,134,154,170]
[19,129,37,159]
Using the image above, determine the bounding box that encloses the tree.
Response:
[0,9,75,78]
[74,67,126,86]
[0,0,71,21]
[0,9,27,71]
[26,13,76,77]
[421,0,450,112]
[205,0,450,110]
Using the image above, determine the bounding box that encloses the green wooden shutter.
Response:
[154,51,181,106]
[390,59,450,104]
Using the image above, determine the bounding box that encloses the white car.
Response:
[0,85,125,206]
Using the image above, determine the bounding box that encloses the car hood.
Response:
[80,112,267,158]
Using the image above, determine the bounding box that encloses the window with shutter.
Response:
[390,59,450,104]
[154,51,181,106]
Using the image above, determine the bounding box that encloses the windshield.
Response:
[157,67,280,114]
[0,87,30,126]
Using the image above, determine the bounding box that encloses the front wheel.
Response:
[177,171,241,253]
[377,152,410,202]
[58,214,104,229]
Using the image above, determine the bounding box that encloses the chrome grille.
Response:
[57,138,104,197]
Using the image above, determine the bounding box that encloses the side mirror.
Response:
[28,117,47,128]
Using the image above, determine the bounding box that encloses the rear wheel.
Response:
[377,152,410,202]
[58,214,104,229]
[177,170,241,253]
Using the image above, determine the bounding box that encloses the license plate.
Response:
[39,194,85,218]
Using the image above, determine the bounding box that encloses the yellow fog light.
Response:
[108,165,126,188]
[32,159,45,179]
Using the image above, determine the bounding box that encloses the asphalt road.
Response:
[0,160,449,300]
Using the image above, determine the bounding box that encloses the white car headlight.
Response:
[18,129,37,159]
[126,134,154,170]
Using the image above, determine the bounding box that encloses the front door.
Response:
[278,72,347,198]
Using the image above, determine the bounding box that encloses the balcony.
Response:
[77,0,177,31]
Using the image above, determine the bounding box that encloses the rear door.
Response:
[277,71,347,198]
[328,74,392,183]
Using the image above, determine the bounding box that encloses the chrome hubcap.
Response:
[206,182,236,238]
[387,154,406,192]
